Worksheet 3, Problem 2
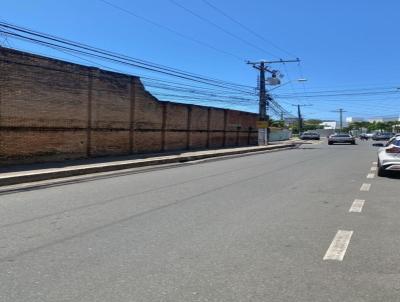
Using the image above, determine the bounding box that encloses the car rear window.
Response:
[334,134,351,137]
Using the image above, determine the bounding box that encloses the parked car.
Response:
[359,133,369,140]
[300,131,320,140]
[372,132,394,141]
[328,133,356,145]
[377,136,400,176]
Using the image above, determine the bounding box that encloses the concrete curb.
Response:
[0,143,296,187]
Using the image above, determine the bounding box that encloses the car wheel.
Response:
[377,160,386,177]
[328,142,333,145]
[377,166,387,177]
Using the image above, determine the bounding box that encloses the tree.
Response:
[348,121,395,132]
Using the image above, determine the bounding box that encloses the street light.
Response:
[269,78,308,92]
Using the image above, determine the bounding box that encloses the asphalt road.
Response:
[1,139,399,302]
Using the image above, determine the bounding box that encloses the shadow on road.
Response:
[382,172,400,179]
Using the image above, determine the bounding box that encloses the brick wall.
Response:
[0,47,258,164]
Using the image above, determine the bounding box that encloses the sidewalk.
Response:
[0,141,298,187]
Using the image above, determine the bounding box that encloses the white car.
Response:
[377,136,400,176]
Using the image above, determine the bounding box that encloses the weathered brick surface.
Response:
[90,70,131,129]
[209,132,225,148]
[134,131,162,153]
[225,133,238,147]
[165,103,188,129]
[190,106,208,130]
[164,103,188,150]
[164,131,187,151]
[209,108,225,130]
[0,47,258,165]
[90,130,130,156]
[0,130,87,163]
[134,87,163,130]
[1,49,89,128]
[189,132,208,149]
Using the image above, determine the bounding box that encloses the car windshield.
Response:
[334,134,351,137]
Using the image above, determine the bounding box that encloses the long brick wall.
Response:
[0,47,258,164]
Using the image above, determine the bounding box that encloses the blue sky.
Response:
[1,0,400,121]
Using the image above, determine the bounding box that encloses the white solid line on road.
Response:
[372,162,377,166]
[323,230,354,261]
[370,167,377,171]
[367,173,375,179]
[360,183,371,191]
[349,199,365,213]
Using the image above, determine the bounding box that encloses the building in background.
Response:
[346,116,400,123]
[284,117,298,126]
[366,116,400,123]
[320,121,337,130]
[346,117,364,123]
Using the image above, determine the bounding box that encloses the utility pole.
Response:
[332,109,347,132]
[292,104,312,134]
[247,59,299,145]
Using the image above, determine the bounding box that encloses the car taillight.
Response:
[386,146,400,153]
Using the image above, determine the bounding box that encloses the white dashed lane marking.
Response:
[367,173,375,179]
[349,199,365,213]
[370,167,377,171]
[323,230,354,261]
[372,162,377,166]
[360,183,371,191]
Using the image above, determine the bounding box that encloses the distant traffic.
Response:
[299,130,400,177]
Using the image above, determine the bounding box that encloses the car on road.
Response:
[328,133,356,145]
[372,132,394,141]
[377,136,400,176]
[300,131,320,140]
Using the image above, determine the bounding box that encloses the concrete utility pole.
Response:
[247,61,269,145]
[332,108,347,132]
[297,104,302,133]
[292,104,312,134]
[247,59,299,145]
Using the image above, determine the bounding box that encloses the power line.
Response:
[0,25,257,95]
[274,90,400,99]
[98,0,245,62]
[201,0,298,58]
[0,21,253,89]
[169,0,279,58]
[0,21,296,115]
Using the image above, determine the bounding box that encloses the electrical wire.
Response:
[201,0,298,59]
[169,0,279,58]
[98,0,245,62]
